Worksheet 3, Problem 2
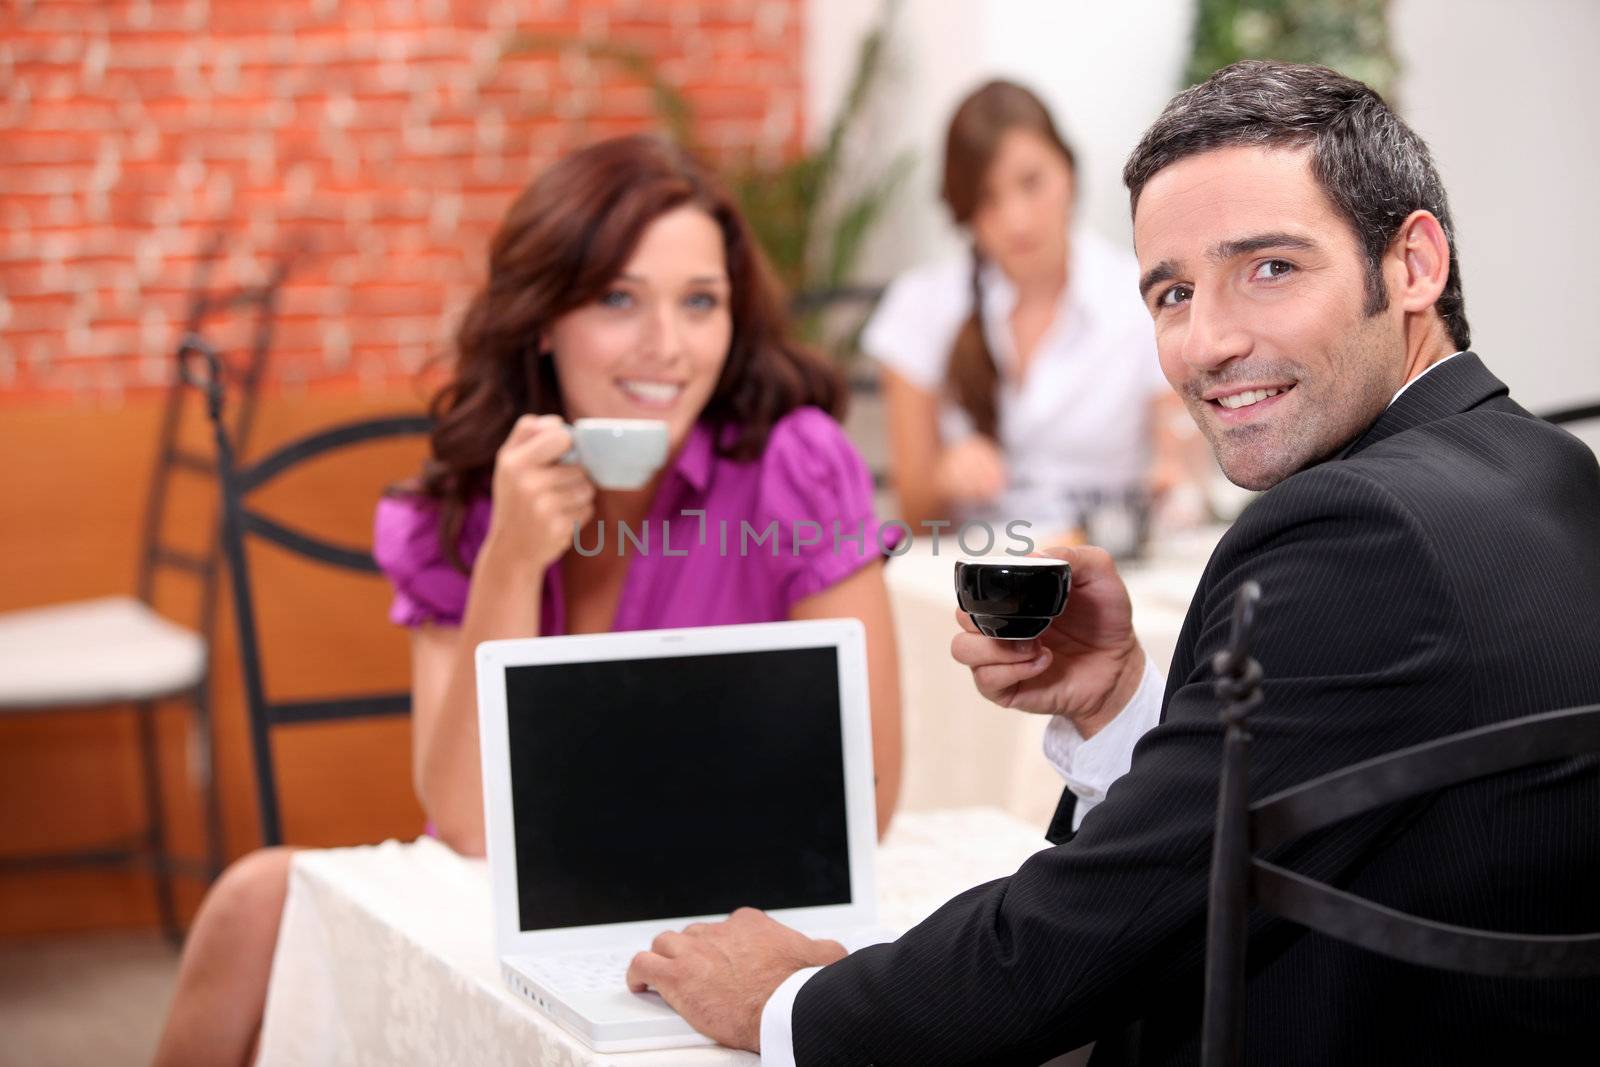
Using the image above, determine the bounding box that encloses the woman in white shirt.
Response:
[864,80,1194,537]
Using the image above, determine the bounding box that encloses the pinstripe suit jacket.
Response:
[793,352,1600,1065]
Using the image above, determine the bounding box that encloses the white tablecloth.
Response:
[257,808,1056,1066]
[884,527,1224,826]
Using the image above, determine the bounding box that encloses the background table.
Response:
[258,808,1058,1066]
[885,526,1225,825]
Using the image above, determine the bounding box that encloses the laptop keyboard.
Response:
[525,948,640,993]
[519,926,896,995]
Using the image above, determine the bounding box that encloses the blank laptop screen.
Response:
[503,645,851,932]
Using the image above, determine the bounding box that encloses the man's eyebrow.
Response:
[1209,232,1318,261]
[1139,233,1320,302]
[1138,262,1178,302]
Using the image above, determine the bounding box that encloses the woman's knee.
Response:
[198,846,295,933]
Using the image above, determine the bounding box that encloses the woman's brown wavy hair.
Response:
[419,133,845,569]
[941,81,1076,440]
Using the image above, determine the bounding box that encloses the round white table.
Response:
[883,525,1226,826]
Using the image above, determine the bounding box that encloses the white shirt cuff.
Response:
[758,965,822,1066]
[1042,657,1165,831]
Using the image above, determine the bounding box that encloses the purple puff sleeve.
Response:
[371,493,491,627]
[756,406,905,612]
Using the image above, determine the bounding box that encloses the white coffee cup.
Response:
[560,418,670,490]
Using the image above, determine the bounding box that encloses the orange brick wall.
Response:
[1,0,805,402]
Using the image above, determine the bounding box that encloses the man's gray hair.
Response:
[1124,60,1469,351]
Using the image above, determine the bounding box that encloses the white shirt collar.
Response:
[1388,350,1465,407]
[977,227,1099,370]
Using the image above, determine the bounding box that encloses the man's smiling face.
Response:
[1134,145,1408,490]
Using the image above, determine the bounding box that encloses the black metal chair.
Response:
[0,244,284,940]
[791,284,893,491]
[1200,582,1600,1066]
[789,284,886,319]
[1540,400,1600,428]
[180,336,431,847]
[1541,399,1600,462]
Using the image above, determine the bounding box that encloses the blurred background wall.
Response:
[1389,0,1600,412]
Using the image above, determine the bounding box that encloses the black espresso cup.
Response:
[954,556,1072,640]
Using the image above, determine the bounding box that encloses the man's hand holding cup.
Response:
[951,545,1147,740]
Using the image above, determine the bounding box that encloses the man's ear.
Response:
[1386,210,1450,315]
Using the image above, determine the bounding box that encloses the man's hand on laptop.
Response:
[951,544,1147,740]
[625,907,846,1051]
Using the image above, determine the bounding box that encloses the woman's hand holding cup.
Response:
[951,544,1147,740]
[483,414,596,572]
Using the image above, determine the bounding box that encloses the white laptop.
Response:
[475,618,887,1052]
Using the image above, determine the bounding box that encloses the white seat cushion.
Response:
[0,596,206,710]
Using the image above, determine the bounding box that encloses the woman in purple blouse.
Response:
[155,134,904,1066]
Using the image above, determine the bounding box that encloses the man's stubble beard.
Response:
[1193,312,1402,492]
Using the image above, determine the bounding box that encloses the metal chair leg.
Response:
[135,698,180,943]
[191,676,227,882]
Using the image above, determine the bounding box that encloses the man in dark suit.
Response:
[625,61,1600,1064]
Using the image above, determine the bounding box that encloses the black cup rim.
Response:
[954,558,1072,627]
[955,557,1071,572]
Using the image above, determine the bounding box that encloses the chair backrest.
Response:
[180,337,432,847]
[1541,400,1600,461]
[136,238,285,635]
[1201,582,1600,1067]
[788,284,886,318]
[1541,400,1600,427]
[791,285,892,491]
